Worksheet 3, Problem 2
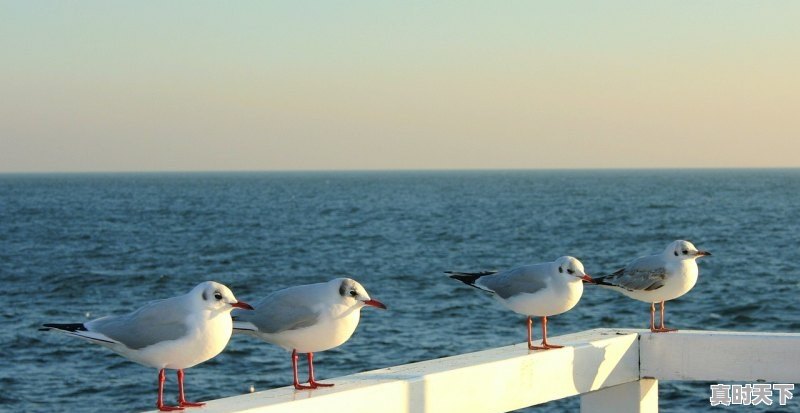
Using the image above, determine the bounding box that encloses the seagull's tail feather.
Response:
[232,320,258,334]
[446,270,497,292]
[40,323,117,345]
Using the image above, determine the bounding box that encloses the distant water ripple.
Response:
[1,170,798,412]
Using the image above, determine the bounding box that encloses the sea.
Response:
[1,169,798,412]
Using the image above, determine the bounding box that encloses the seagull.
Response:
[448,256,593,350]
[40,281,253,411]
[232,278,386,390]
[593,240,711,333]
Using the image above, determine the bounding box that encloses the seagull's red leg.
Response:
[293,349,314,390]
[307,352,333,388]
[156,369,183,411]
[650,302,657,332]
[532,316,563,349]
[176,369,205,407]
[526,316,536,350]
[653,300,677,333]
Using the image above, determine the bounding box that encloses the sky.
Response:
[1,1,799,173]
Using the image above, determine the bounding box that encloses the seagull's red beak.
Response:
[695,250,712,257]
[363,299,387,310]
[581,274,595,283]
[231,301,254,310]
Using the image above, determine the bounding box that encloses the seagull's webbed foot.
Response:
[178,400,205,408]
[294,381,335,390]
[156,403,184,411]
[294,383,317,390]
[650,327,678,333]
[530,343,564,350]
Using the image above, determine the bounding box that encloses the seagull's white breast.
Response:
[499,277,584,317]
[258,304,362,354]
[616,260,699,303]
[123,309,233,370]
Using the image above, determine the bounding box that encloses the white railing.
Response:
[144,329,800,413]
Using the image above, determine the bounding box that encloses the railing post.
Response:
[579,379,658,413]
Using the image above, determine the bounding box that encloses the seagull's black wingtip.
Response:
[40,323,87,332]
[589,276,615,286]
[447,272,483,286]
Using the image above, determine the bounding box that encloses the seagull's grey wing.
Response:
[479,264,550,299]
[233,287,321,334]
[86,297,189,350]
[601,255,667,291]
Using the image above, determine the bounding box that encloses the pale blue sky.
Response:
[1,1,799,172]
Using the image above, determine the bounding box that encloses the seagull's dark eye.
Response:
[558,267,563,273]
[349,290,358,297]
[682,250,688,255]
[674,251,679,256]
[567,269,574,274]
[214,292,223,300]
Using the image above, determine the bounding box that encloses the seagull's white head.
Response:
[664,240,711,261]
[335,278,387,310]
[554,256,593,283]
[192,281,253,312]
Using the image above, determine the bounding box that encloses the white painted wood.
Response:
[140,329,800,413]
[580,379,658,413]
[639,330,800,382]
[142,329,640,413]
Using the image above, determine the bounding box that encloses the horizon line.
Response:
[1,166,799,176]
